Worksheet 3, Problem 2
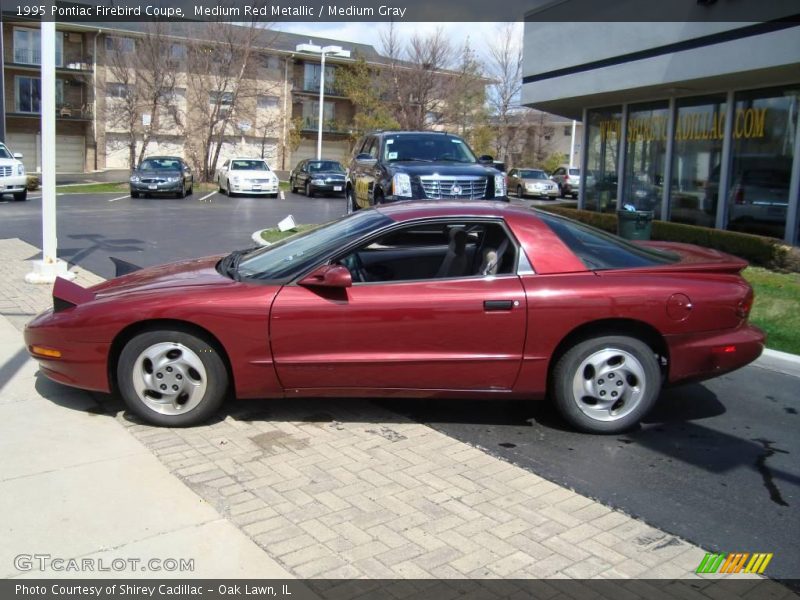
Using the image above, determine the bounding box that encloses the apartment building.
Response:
[1,20,388,174]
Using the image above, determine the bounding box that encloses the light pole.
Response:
[295,43,350,160]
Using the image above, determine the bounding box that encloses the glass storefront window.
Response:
[726,86,799,240]
[584,107,621,212]
[669,95,727,228]
[622,101,669,219]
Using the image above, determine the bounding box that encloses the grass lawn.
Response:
[260,224,317,244]
[744,267,800,355]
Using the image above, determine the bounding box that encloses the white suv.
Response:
[0,142,28,201]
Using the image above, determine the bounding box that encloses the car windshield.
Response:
[139,158,181,171]
[231,160,269,171]
[0,145,12,159]
[569,169,581,176]
[308,161,344,173]
[536,211,678,270]
[383,134,477,163]
[520,170,548,179]
[237,210,393,281]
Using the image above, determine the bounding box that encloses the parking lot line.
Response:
[198,191,217,203]
[108,195,130,203]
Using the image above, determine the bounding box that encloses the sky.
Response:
[275,22,522,63]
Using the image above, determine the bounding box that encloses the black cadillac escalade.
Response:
[345,131,508,212]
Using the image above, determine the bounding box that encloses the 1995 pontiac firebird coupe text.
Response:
[25,202,764,434]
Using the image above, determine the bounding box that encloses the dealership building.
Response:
[522,13,800,244]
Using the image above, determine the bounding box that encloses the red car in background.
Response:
[24,202,764,433]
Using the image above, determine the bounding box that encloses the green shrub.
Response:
[26,175,40,191]
[537,206,796,272]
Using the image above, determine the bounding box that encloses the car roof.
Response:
[370,131,464,139]
[229,157,269,161]
[142,156,183,161]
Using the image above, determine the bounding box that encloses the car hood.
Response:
[90,255,229,297]
[0,158,21,166]
[232,171,277,178]
[392,162,500,177]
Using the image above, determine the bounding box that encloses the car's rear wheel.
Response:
[131,191,140,198]
[552,335,660,434]
[13,190,27,201]
[290,178,297,193]
[117,329,228,427]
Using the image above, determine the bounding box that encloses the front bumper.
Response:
[1,175,28,193]
[309,182,346,194]
[231,181,279,194]
[666,324,765,384]
[131,181,183,193]
[527,187,559,197]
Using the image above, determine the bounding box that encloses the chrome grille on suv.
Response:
[419,175,488,200]
[0,166,12,177]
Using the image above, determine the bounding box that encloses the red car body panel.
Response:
[24,202,765,405]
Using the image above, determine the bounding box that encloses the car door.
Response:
[295,161,308,189]
[269,219,528,392]
[508,169,518,192]
[218,160,229,188]
[352,136,379,208]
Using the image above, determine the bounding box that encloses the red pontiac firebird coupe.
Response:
[25,202,764,433]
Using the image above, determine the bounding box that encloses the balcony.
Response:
[293,77,346,97]
[9,48,93,72]
[8,105,93,121]
[300,118,350,134]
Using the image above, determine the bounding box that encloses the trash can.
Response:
[617,210,654,240]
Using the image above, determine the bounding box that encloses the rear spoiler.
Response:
[53,277,95,312]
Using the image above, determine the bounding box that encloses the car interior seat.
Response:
[435,227,469,278]
[477,237,510,276]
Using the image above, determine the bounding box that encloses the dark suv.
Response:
[346,131,507,212]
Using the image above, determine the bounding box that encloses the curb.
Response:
[753,348,800,378]
[251,230,271,247]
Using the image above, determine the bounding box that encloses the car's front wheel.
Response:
[117,329,228,427]
[13,189,27,201]
[305,181,314,198]
[551,335,660,434]
[346,186,358,214]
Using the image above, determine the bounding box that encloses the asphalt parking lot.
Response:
[1,189,797,581]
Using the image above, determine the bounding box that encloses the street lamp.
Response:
[295,43,351,160]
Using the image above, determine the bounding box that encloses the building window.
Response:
[106,36,135,54]
[725,86,799,240]
[669,95,727,229]
[258,95,279,109]
[15,77,64,113]
[425,111,442,126]
[13,27,63,66]
[564,126,571,136]
[210,91,234,117]
[303,63,336,94]
[302,101,335,131]
[264,55,281,70]
[584,107,622,212]
[622,101,669,219]
[106,82,133,99]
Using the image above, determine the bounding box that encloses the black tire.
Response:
[305,181,314,198]
[130,191,140,198]
[218,179,226,194]
[177,186,186,199]
[572,193,578,199]
[373,189,384,206]
[13,189,27,202]
[144,193,152,199]
[117,329,229,427]
[517,185,524,199]
[290,178,297,193]
[558,184,565,198]
[551,335,660,434]
[269,193,278,198]
[346,186,358,213]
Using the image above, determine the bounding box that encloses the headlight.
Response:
[130,175,140,183]
[392,173,412,197]
[17,164,25,176]
[494,175,506,198]
[231,177,240,184]
[168,176,181,183]
[312,178,326,186]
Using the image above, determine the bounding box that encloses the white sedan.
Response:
[217,158,279,197]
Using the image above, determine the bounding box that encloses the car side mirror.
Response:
[355,153,376,162]
[13,152,24,159]
[478,154,494,165]
[298,264,352,289]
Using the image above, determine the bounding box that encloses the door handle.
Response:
[484,300,514,311]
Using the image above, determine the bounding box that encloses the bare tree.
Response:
[486,23,523,163]
[103,24,181,168]
[184,21,263,181]
[380,24,453,130]
[444,39,487,137]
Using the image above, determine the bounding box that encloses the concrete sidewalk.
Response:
[0,237,763,582]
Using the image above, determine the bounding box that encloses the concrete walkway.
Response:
[0,237,775,584]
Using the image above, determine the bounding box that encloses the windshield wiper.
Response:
[220,247,258,281]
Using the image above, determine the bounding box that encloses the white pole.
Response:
[26,20,74,283]
[569,120,577,168]
[316,51,325,160]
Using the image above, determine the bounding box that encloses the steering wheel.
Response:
[340,253,367,282]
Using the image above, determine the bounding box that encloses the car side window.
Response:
[336,220,517,284]
[364,137,379,159]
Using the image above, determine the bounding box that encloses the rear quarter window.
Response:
[536,211,678,270]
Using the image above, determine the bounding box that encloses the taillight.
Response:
[564,174,570,182]
[734,186,745,205]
